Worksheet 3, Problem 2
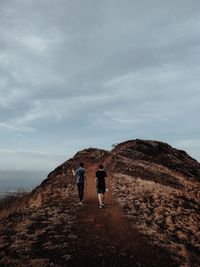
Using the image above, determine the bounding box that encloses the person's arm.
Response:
[95,171,98,186]
[104,171,108,191]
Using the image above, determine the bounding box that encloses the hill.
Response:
[0,139,200,266]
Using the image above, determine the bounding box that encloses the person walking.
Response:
[95,165,107,208]
[73,163,87,205]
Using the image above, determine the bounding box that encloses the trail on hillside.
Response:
[1,141,199,266]
[69,164,175,267]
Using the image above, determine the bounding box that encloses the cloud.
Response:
[20,35,49,52]
[103,65,181,98]
[174,139,200,149]
[0,147,67,171]
[0,148,64,157]
[89,110,170,132]
[9,94,116,127]
[0,0,200,170]
[0,122,36,133]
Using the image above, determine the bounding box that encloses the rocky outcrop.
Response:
[111,139,200,180]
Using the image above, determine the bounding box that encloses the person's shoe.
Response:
[99,204,103,208]
[79,201,83,205]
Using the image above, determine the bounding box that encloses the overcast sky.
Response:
[0,0,200,174]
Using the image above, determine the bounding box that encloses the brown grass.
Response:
[0,191,28,219]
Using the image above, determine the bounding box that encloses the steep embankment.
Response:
[107,139,200,267]
[0,140,200,267]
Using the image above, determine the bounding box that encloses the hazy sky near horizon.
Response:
[0,0,200,173]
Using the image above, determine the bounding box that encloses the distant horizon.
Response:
[0,169,46,193]
[0,138,200,176]
[0,137,199,193]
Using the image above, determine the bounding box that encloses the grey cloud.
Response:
[0,0,200,172]
[0,122,36,133]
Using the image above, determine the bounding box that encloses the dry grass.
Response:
[0,191,29,219]
[111,173,200,267]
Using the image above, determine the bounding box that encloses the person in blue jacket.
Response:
[73,163,87,204]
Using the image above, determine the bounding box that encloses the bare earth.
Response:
[68,164,175,267]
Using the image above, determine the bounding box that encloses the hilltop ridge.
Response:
[0,139,200,266]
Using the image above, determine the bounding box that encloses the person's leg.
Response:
[100,186,106,206]
[79,183,84,202]
[102,193,105,205]
[77,183,84,202]
[77,183,81,202]
[98,193,102,205]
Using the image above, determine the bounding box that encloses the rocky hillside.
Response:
[0,139,200,267]
[107,139,200,267]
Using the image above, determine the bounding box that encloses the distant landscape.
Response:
[0,170,47,198]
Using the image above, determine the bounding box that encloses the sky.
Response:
[0,0,200,177]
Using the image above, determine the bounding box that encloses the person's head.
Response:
[99,165,104,170]
[80,163,84,168]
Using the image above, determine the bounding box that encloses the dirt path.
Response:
[69,165,175,267]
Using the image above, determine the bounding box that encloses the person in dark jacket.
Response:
[95,165,107,208]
